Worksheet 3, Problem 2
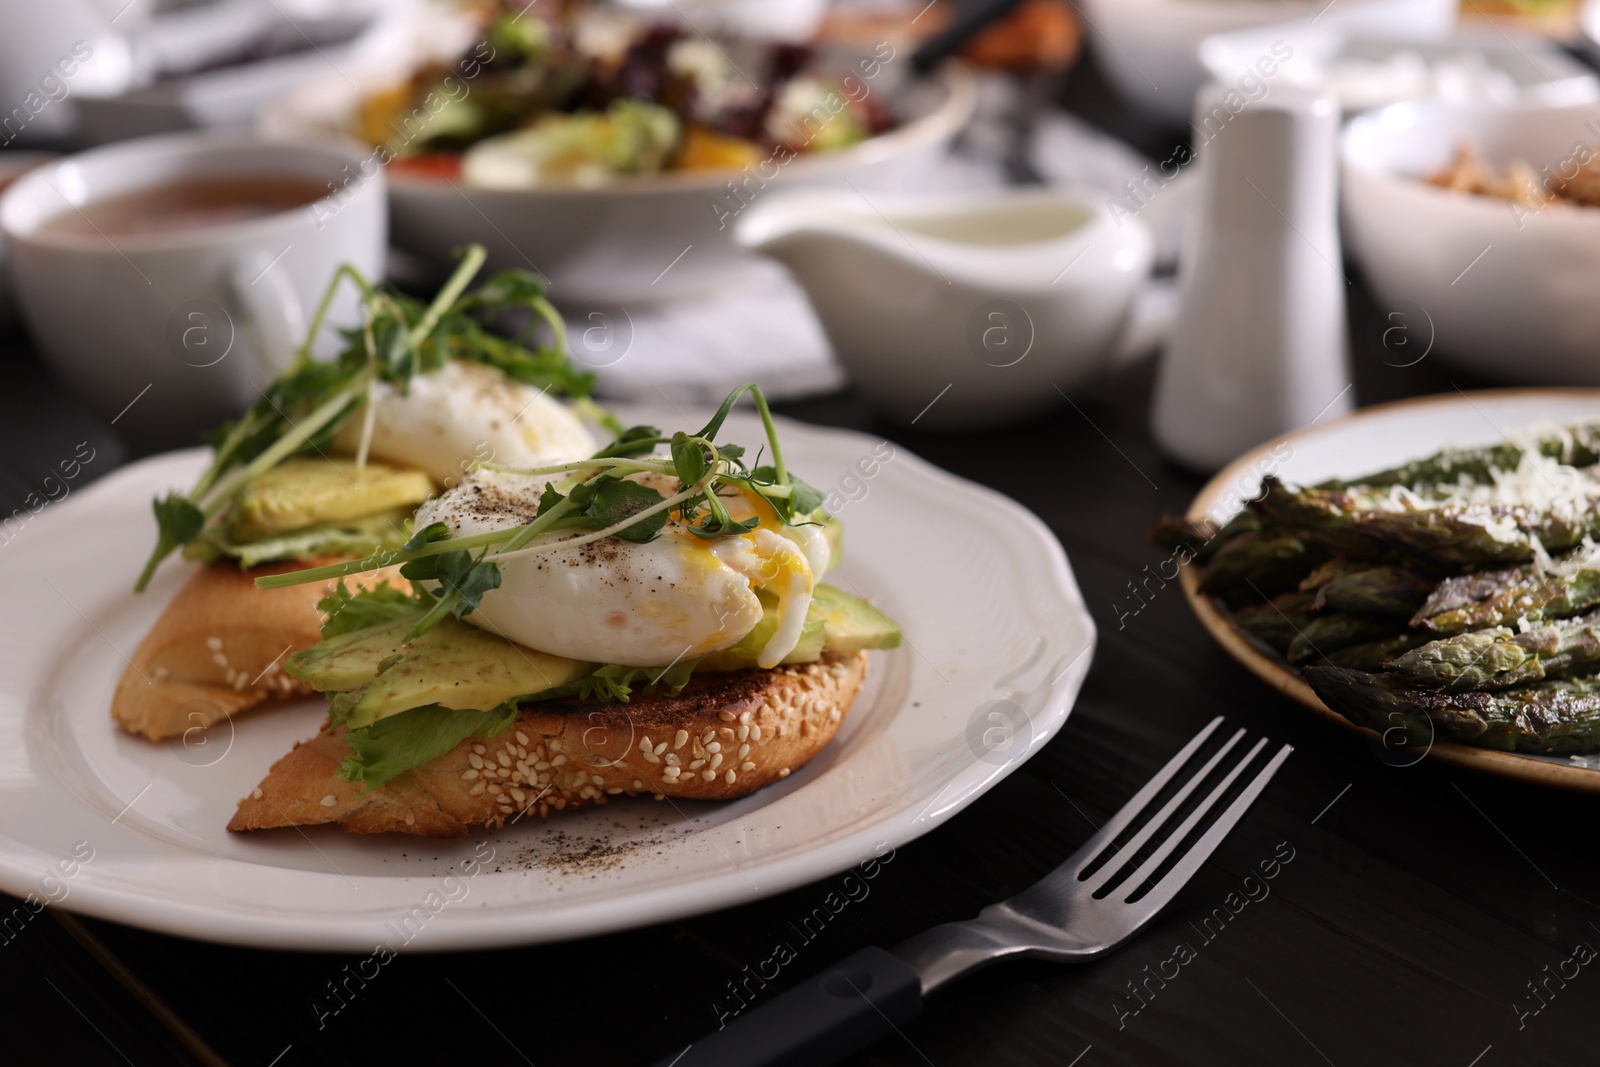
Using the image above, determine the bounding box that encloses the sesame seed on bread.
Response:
[227,651,869,837]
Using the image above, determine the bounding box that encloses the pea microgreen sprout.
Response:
[133,244,591,592]
[252,382,827,640]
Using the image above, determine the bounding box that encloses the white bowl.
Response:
[261,53,977,303]
[1342,100,1600,384]
[1079,0,1456,125]
[1201,23,1599,113]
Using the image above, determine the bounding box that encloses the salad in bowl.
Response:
[261,0,974,299]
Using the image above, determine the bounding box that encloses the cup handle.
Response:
[228,251,306,375]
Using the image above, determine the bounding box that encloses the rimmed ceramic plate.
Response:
[0,407,1093,951]
[1182,388,1600,792]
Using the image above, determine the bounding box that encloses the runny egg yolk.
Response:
[708,527,816,668]
[714,484,829,668]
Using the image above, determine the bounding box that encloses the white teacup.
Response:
[1,131,386,450]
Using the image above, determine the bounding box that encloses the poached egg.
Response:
[333,360,596,485]
[415,468,830,669]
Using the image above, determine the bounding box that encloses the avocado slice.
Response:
[344,627,591,729]
[293,580,898,728]
[288,611,449,693]
[809,583,901,652]
[228,457,434,541]
[818,514,843,571]
[697,590,827,671]
[185,505,415,567]
[696,584,896,670]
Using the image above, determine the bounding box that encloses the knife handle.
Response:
[655,946,923,1067]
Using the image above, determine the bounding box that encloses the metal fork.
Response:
[656,718,1292,1067]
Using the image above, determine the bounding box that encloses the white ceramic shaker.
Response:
[1151,83,1351,472]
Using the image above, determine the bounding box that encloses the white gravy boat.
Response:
[736,188,1154,429]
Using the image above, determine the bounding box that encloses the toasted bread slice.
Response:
[228,651,869,837]
[113,559,398,741]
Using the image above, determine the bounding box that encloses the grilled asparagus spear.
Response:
[1286,613,1404,665]
[1316,632,1435,671]
[1254,479,1385,556]
[1414,552,1600,634]
[1298,557,1358,592]
[1259,478,1598,569]
[1310,563,1435,615]
[1384,610,1600,690]
[1304,665,1600,754]
[1361,507,1592,569]
[1232,592,1319,655]
[1199,530,1323,600]
[1149,510,1263,564]
[1314,423,1600,490]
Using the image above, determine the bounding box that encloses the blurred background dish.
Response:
[0,0,384,148]
[73,0,379,145]
[259,1,979,301]
[0,0,149,146]
[1464,0,1584,38]
[1078,0,1457,127]
[379,63,970,302]
[1201,22,1599,113]
[1341,99,1600,385]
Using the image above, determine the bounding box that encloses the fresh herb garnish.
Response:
[567,475,669,543]
[134,244,592,591]
[399,549,503,639]
[138,494,205,589]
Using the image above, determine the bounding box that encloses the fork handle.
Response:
[653,946,923,1067]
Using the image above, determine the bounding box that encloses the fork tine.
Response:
[1110,735,1269,897]
[1116,741,1293,927]
[1070,716,1223,875]
[1080,724,1245,894]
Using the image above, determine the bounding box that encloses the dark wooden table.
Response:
[6,52,1600,1067]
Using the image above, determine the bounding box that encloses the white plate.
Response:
[1185,389,1600,791]
[0,409,1094,951]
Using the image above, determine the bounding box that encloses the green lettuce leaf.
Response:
[316,580,434,640]
[530,658,697,704]
[340,703,520,788]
